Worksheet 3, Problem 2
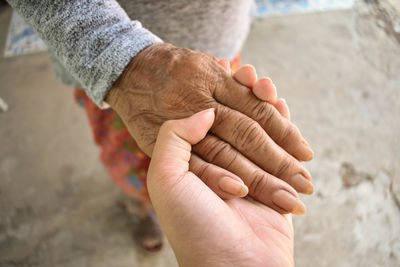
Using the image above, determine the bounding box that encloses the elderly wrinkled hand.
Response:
[106,43,314,214]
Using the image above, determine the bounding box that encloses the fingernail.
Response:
[218,177,248,197]
[272,190,306,216]
[291,174,314,194]
[297,141,314,161]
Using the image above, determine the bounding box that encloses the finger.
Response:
[252,77,277,103]
[149,105,249,201]
[190,154,248,199]
[148,108,215,181]
[217,58,231,74]
[193,134,307,215]
[274,98,291,120]
[210,104,314,194]
[250,78,291,120]
[213,75,314,161]
[237,74,288,120]
[232,64,257,89]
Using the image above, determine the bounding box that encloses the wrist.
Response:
[105,43,177,110]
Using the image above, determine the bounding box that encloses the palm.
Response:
[226,197,294,266]
[161,173,294,267]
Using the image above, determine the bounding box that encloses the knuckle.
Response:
[233,118,265,151]
[195,161,211,184]
[274,157,294,178]
[209,141,231,164]
[225,151,238,170]
[278,124,300,148]
[251,101,271,121]
[258,103,276,128]
[195,136,235,166]
[213,106,227,129]
[248,170,270,197]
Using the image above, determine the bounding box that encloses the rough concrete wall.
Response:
[241,1,400,266]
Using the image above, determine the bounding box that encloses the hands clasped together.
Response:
[148,109,295,267]
[106,43,314,266]
[107,43,314,215]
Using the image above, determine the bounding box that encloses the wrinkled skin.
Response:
[106,43,314,213]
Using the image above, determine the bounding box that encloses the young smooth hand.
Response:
[147,109,294,267]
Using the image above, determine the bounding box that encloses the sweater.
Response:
[7,0,255,106]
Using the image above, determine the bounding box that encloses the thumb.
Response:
[147,109,230,259]
[147,108,215,186]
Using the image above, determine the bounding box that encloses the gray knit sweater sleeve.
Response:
[7,0,163,106]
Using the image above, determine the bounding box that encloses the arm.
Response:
[7,0,162,106]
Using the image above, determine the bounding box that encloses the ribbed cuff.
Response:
[86,26,163,106]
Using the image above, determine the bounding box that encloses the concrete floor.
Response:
[1,1,399,266]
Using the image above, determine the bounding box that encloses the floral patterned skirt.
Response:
[75,55,241,203]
